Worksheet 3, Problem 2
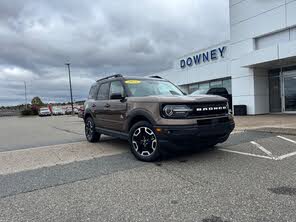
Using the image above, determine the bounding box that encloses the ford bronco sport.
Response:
[84,74,235,161]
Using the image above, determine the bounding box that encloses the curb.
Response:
[237,127,296,136]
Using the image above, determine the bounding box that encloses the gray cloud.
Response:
[0,0,229,105]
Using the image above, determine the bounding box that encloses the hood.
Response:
[127,94,227,103]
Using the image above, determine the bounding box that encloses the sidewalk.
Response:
[234,114,296,135]
[0,138,128,175]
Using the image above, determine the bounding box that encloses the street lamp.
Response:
[65,63,74,114]
[24,81,27,109]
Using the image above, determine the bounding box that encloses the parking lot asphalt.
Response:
[1,128,296,221]
[0,116,85,152]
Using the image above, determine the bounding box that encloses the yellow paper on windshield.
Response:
[125,80,141,84]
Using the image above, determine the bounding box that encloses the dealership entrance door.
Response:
[269,67,296,113]
[283,70,296,112]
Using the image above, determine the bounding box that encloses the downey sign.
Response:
[180,46,226,69]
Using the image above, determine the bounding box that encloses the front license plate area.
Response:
[197,119,215,126]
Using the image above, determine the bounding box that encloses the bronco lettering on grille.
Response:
[197,106,227,111]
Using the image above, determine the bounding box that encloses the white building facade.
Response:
[154,0,296,115]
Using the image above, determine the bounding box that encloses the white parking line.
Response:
[276,151,296,160]
[275,136,296,160]
[219,135,296,161]
[231,130,244,134]
[219,148,274,160]
[250,141,273,157]
[277,136,296,145]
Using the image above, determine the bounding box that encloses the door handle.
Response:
[104,103,110,108]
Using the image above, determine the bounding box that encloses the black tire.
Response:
[85,117,100,142]
[205,142,219,148]
[129,121,161,162]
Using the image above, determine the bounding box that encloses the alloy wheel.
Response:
[132,127,157,156]
[85,120,94,140]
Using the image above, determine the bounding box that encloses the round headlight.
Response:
[163,105,174,117]
[162,105,192,118]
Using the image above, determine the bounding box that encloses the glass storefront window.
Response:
[222,79,232,94]
[268,67,296,113]
[179,85,189,94]
[210,80,222,88]
[189,83,199,94]
[186,77,232,95]
[199,82,209,90]
[284,72,296,112]
[198,82,210,94]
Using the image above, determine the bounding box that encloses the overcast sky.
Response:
[0,0,229,106]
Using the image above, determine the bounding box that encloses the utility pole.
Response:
[65,63,74,114]
[24,81,27,109]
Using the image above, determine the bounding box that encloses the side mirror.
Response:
[110,93,124,100]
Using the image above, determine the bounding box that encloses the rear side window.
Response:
[97,82,110,100]
[88,84,98,99]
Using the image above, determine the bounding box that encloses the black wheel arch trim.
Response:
[84,109,95,122]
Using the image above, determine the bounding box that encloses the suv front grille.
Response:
[188,102,228,118]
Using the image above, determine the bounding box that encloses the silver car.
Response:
[39,107,51,117]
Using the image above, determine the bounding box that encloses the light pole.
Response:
[65,63,74,114]
[24,81,27,109]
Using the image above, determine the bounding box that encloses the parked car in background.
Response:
[74,107,79,114]
[191,87,232,110]
[39,107,51,117]
[64,107,79,115]
[78,106,84,118]
[206,87,232,110]
[65,107,72,115]
[52,107,64,115]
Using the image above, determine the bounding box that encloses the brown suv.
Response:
[84,74,235,161]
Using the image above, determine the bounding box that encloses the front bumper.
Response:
[155,117,235,149]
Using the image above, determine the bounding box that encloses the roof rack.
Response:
[96,74,123,82]
[149,75,163,79]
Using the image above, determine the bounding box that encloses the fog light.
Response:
[155,128,162,133]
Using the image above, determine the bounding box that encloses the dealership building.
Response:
[154,0,296,115]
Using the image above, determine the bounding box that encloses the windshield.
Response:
[125,79,184,97]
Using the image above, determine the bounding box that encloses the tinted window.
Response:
[88,84,98,99]
[109,81,125,98]
[97,83,109,100]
